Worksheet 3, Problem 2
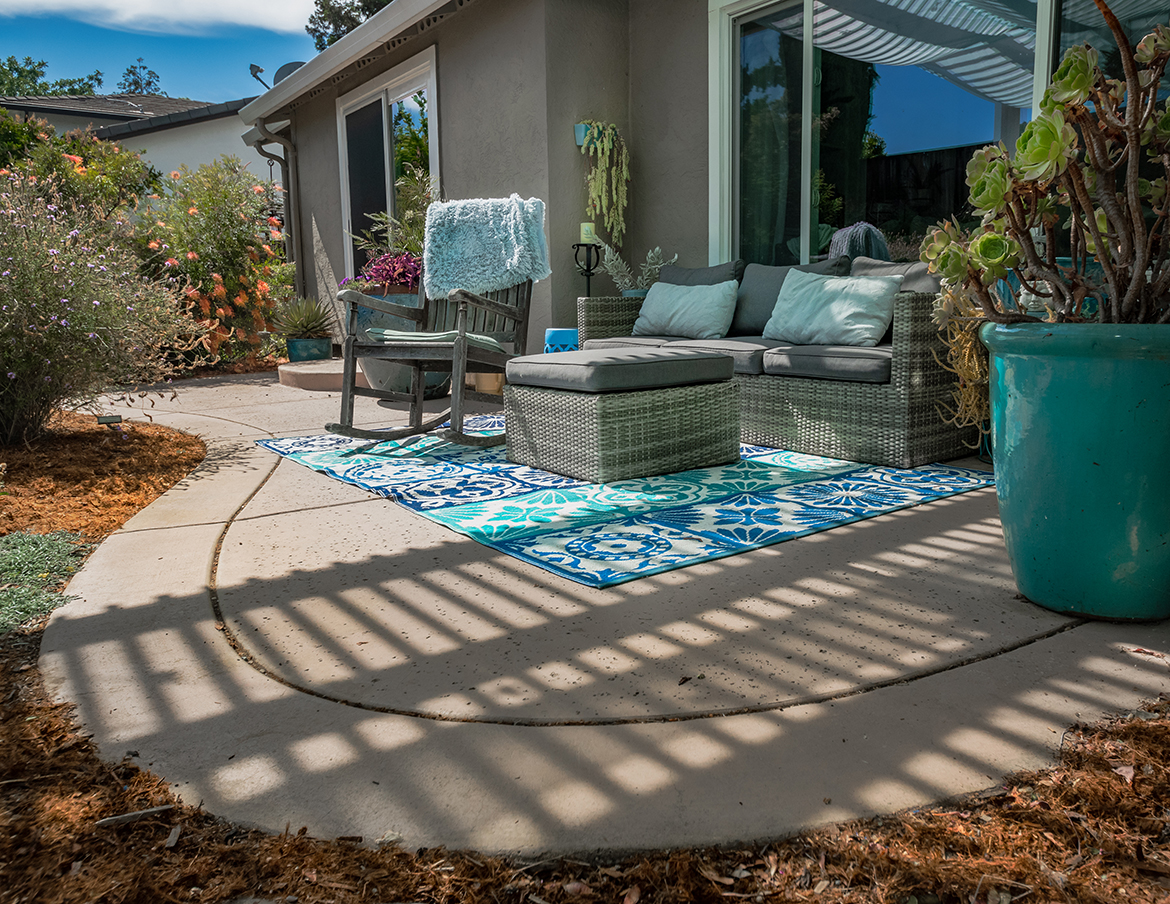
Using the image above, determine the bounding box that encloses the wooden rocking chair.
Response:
[325,279,533,447]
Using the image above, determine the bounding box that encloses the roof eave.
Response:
[239,0,450,125]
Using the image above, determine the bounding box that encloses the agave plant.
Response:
[272,297,335,339]
[921,0,1170,326]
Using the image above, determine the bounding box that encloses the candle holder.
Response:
[573,243,602,297]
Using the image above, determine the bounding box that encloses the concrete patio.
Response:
[40,370,1170,856]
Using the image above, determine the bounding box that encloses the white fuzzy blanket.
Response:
[423,194,551,299]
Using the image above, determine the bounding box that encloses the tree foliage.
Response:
[117,58,162,95]
[306,0,390,51]
[0,56,103,96]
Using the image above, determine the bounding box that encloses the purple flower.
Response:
[358,252,421,289]
[6,373,13,379]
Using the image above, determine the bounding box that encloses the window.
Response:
[716,0,1043,266]
[337,46,438,277]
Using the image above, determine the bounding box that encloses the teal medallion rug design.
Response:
[258,416,994,588]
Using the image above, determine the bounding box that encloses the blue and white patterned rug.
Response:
[258,416,994,588]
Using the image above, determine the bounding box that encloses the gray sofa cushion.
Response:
[732,255,852,336]
[762,344,893,383]
[850,257,941,294]
[659,259,747,286]
[582,336,672,349]
[663,336,777,374]
[507,347,734,392]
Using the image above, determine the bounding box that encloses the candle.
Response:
[580,222,597,245]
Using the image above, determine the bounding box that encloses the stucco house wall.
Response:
[626,0,708,270]
[242,0,714,339]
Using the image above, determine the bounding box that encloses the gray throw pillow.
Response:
[731,255,852,335]
[632,279,739,340]
[850,256,941,294]
[659,259,747,286]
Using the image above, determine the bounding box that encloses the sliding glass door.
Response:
[736,0,1038,265]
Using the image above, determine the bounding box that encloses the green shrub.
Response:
[0,171,207,444]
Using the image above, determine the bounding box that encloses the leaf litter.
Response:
[2,413,1170,903]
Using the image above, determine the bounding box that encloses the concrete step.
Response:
[277,359,370,392]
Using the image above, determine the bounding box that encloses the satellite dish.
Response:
[274,62,307,85]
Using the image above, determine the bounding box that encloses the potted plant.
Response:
[273,297,335,362]
[920,0,1170,620]
[598,243,677,297]
[579,120,630,248]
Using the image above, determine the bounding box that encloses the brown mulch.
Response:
[0,410,206,540]
[2,413,1170,903]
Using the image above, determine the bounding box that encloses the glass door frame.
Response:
[336,45,439,280]
[708,0,1060,265]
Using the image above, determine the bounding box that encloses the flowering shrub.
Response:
[138,157,290,355]
[1,115,159,223]
[0,171,207,444]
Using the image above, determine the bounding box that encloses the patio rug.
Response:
[257,415,994,588]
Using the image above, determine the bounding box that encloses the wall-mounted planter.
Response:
[574,123,589,147]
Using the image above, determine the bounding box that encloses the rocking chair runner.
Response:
[325,278,534,447]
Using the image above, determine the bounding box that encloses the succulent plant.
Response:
[272,296,335,339]
[921,0,1170,326]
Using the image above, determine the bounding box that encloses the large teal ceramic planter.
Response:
[980,322,1170,620]
[356,290,450,400]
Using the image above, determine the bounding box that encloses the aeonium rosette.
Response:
[967,231,1022,281]
[920,221,970,284]
[1014,110,1080,183]
[1044,44,1100,108]
[966,145,1015,219]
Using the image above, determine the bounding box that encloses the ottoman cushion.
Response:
[506,348,733,393]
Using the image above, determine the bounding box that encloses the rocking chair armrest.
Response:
[449,288,524,322]
[337,289,427,323]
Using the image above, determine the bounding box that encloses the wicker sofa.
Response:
[576,256,976,468]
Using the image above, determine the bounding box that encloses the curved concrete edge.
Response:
[34,388,1170,856]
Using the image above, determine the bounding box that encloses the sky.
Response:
[0,0,320,102]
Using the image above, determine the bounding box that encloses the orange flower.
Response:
[211,273,223,283]
[261,244,273,256]
[198,297,211,316]
[270,230,282,240]
[252,185,264,194]
[256,280,270,296]
[215,307,227,319]
[187,207,198,215]
[186,251,198,260]
[147,240,160,250]
[236,290,248,306]
[62,153,83,165]
[170,171,181,180]
[164,257,179,267]
[212,284,227,300]
[267,216,281,226]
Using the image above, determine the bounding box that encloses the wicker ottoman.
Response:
[504,348,740,482]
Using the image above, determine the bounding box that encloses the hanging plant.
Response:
[579,120,629,249]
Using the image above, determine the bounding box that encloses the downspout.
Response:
[250,118,306,299]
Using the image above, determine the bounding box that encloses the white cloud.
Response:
[0,0,316,35]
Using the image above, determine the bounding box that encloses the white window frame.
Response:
[336,44,440,279]
[707,0,1059,265]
